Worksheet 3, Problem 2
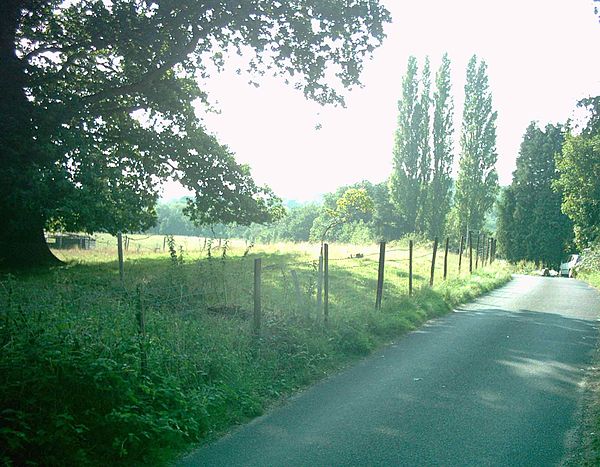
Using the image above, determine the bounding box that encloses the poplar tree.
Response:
[453,55,498,235]
[427,53,454,238]
[389,56,420,232]
[389,56,431,233]
[415,57,432,232]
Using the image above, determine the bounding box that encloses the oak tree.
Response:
[0,0,390,267]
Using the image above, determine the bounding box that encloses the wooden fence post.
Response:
[409,239,413,296]
[480,235,485,266]
[430,237,439,287]
[475,233,481,269]
[317,252,323,314]
[458,235,464,274]
[469,231,473,274]
[482,235,486,266]
[253,258,262,339]
[484,237,488,266]
[375,241,386,309]
[443,237,449,281]
[117,232,124,286]
[323,243,329,325]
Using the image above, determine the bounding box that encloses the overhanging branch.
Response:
[74,25,203,111]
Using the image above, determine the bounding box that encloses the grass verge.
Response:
[0,238,512,466]
[573,270,600,465]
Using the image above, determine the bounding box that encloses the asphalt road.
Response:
[179,275,600,466]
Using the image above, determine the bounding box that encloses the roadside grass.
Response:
[0,237,512,466]
[573,269,600,465]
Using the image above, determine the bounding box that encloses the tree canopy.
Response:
[389,56,427,233]
[452,55,498,236]
[554,97,600,248]
[389,54,454,239]
[0,0,390,267]
[427,53,454,239]
[497,122,573,267]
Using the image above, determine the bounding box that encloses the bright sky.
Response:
[162,0,600,202]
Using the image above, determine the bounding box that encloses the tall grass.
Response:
[0,236,512,465]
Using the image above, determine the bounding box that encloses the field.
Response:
[0,235,512,466]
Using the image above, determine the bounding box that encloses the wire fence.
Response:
[2,232,498,348]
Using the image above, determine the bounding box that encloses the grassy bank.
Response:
[575,270,600,465]
[0,237,512,466]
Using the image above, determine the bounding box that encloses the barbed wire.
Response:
[263,260,316,271]
[334,262,376,270]
[125,235,154,241]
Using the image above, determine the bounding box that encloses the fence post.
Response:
[481,235,486,266]
[163,236,166,252]
[475,233,481,269]
[469,231,473,274]
[117,232,124,286]
[375,241,386,310]
[479,235,484,266]
[323,243,329,325]
[136,285,148,374]
[253,258,261,339]
[408,240,413,296]
[443,237,449,281]
[316,252,323,314]
[430,237,439,287]
[458,235,464,274]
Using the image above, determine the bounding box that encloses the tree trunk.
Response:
[0,219,62,269]
[0,1,62,269]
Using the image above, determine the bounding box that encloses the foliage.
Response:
[309,181,406,244]
[148,183,402,245]
[0,238,512,465]
[367,181,407,240]
[389,54,455,239]
[452,55,499,236]
[389,56,430,233]
[497,122,573,267]
[427,53,455,239]
[313,188,375,243]
[0,0,391,267]
[554,97,600,249]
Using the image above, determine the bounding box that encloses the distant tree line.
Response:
[152,53,502,246]
[496,97,600,267]
[151,58,600,270]
[149,181,399,244]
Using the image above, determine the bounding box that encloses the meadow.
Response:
[0,235,512,465]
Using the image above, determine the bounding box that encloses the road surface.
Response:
[179,275,600,466]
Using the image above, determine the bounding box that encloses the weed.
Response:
[0,237,512,465]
